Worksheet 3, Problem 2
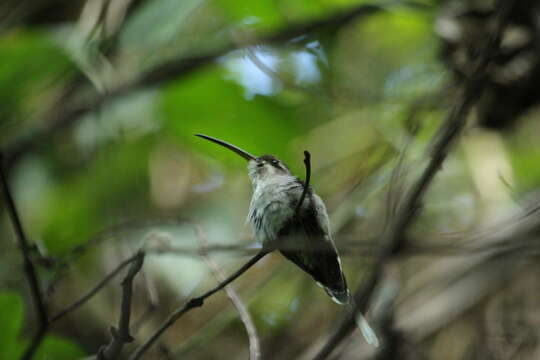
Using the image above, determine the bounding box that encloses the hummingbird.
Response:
[196,134,378,346]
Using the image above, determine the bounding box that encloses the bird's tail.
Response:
[323,286,379,346]
[347,300,379,347]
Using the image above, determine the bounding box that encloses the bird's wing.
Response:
[278,194,350,304]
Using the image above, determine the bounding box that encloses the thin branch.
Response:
[0,153,48,360]
[295,150,312,215]
[195,225,261,360]
[128,249,269,360]
[313,1,516,358]
[50,253,142,323]
[98,251,145,360]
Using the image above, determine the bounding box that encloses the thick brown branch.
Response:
[128,250,269,360]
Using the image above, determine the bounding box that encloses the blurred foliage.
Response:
[0,30,74,140]
[1,0,540,359]
[161,66,307,163]
[0,291,25,359]
[0,291,85,360]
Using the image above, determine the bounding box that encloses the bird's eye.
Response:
[271,159,279,165]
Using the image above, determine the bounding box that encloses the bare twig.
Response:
[97,250,145,360]
[195,225,261,360]
[50,253,142,323]
[296,151,312,215]
[0,153,48,360]
[128,249,269,360]
[313,1,516,358]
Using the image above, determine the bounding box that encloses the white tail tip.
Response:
[355,313,380,347]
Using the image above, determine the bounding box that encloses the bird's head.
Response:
[196,134,292,185]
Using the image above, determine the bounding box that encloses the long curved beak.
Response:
[195,134,257,161]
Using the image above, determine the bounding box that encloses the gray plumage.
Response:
[195,134,378,346]
[247,155,350,304]
[246,155,379,346]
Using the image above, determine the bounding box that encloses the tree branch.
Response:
[97,250,145,360]
[0,153,48,360]
[313,1,516,358]
[128,249,269,360]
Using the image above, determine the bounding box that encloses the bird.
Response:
[196,134,378,346]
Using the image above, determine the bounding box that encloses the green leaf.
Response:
[0,293,85,359]
[121,0,206,49]
[0,292,24,360]
[214,0,380,30]
[213,0,285,31]
[510,145,540,192]
[332,9,437,102]
[34,335,86,360]
[0,30,74,143]
[40,140,152,255]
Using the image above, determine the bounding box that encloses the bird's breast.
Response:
[248,177,303,244]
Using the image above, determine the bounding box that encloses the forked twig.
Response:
[98,251,145,359]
